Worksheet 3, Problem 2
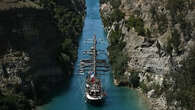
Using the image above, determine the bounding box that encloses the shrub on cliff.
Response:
[38,0,83,70]
[165,44,195,110]
[140,82,149,93]
[111,52,128,76]
[129,71,140,88]
[110,0,121,9]
[110,9,125,22]
[166,0,186,19]
[178,45,195,109]
[58,38,77,71]
[165,29,181,55]
[125,16,146,36]
[108,28,128,77]
[149,6,168,34]
[0,95,31,110]
[100,0,121,8]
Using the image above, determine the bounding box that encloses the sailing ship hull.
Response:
[85,77,105,105]
[85,93,104,105]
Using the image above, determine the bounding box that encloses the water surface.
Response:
[39,0,148,110]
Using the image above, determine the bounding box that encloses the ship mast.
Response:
[79,34,109,77]
[78,35,109,103]
[93,35,97,76]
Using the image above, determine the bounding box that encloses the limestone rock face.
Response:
[100,0,195,109]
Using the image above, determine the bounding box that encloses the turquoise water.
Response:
[38,0,148,110]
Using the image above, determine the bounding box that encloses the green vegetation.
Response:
[33,0,84,104]
[165,29,181,55]
[145,29,152,38]
[150,0,193,36]
[100,0,121,9]
[167,0,193,41]
[38,0,84,69]
[102,8,124,28]
[152,83,162,96]
[171,30,181,52]
[101,0,124,28]
[125,16,146,36]
[0,0,85,109]
[100,0,109,4]
[101,1,195,109]
[158,14,168,34]
[140,82,150,93]
[166,0,192,30]
[166,36,173,55]
[101,1,138,85]
[0,95,31,110]
[108,25,128,78]
[150,6,168,34]
[166,0,186,21]
[110,9,125,22]
[110,0,121,9]
[162,44,195,110]
[128,70,140,88]
[172,45,195,110]
[58,38,77,71]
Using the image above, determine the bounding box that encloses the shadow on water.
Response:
[46,77,71,97]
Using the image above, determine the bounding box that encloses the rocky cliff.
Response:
[0,0,85,110]
[100,0,195,110]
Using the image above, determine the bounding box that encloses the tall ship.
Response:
[79,35,109,104]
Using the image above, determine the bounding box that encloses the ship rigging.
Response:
[79,35,109,104]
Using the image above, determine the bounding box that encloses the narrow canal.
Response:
[39,0,148,110]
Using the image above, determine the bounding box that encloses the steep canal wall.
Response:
[0,0,85,109]
[100,0,195,110]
